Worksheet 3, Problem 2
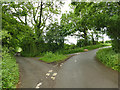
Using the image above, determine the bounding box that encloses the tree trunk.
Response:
[83,29,88,46]
[92,33,95,45]
[96,33,99,42]
[25,15,27,25]
[102,33,104,43]
[37,0,43,38]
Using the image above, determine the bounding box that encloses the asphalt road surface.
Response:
[16,48,118,88]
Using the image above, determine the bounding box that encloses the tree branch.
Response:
[13,7,25,25]
[37,0,43,28]
[33,8,37,24]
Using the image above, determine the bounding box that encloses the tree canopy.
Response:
[1,1,120,55]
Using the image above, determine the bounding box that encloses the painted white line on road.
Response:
[48,70,53,73]
[46,73,50,76]
[51,76,55,80]
[53,73,57,76]
[35,82,42,88]
[60,64,62,67]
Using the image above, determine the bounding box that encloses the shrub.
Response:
[96,48,120,72]
[58,44,110,55]
[64,44,71,50]
[2,47,19,88]
[105,40,112,43]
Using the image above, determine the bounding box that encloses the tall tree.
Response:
[3,1,64,39]
[2,3,32,52]
[71,2,120,52]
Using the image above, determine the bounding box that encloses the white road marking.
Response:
[48,70,53,73]
[35,82,42,88]
[46,73,50,76]
[60,64,62,67]
[51,76,55,80]
[52,73,57,76]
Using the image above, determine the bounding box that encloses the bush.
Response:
[96,48,120,72]
[2,48,19,88]
[58,44,110,55]
[82,44,108,50]
[64,44,71,50]
[21,36,61,57]
[39,52,68,63]
[105,40,112,43]
[64,44,77,50]
[77,39,92,47]
[112,39,120,53]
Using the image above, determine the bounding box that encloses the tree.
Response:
[2,1,64,56]
[5,1,64,39]
[71,2,120,52]
[2,4,32,53]
[45,21,65,51]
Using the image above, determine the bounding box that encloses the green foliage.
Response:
[0,45,2,89]
[20,35,37,57]
[105,40,112,43]
[58,44,109,55]
[64,44,77,50]
[39,52,68,63]
[59,48,84,54]
[2,48,19,88]
[71,2,120,53]
[107,14,120,53]
[20,37,62,57]
[96,48,120,72]
[82,44,108,50]
[45,22,64,50]
[2,6,32,53]
[111,40,120,53]
[77,39,92,47]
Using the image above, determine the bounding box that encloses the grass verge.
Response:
[58,43,111,54]
[40,44,110,63]
[2,48,19,88]
[96,47,120,72]
[39,52,69,63]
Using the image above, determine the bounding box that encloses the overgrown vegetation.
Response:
[57,43,110,55]
[1,1,120,88]
[96,48,120,72]
[40,52,68,63]
[40,44,110,63]
[2,48,19,88]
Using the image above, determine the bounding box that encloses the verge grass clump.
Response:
[59,44,110,55]
[2,48,19,88]
[39,52,68,63]
[96,48,120,72]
